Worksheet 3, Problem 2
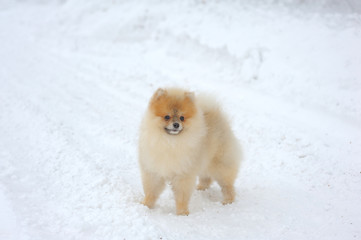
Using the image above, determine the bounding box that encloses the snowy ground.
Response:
[1,1,361,239]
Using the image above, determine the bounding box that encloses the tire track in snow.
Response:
[0,16,163,240]
[1,76,163,240]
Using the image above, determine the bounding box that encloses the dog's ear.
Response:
[184,91,195,102]
[152,88,167,100]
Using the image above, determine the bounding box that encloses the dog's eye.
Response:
[180,116,185,121]
[164,115,170,120]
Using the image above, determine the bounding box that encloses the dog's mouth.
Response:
[165,128,182,135]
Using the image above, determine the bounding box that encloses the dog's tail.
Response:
[197,93,222,116]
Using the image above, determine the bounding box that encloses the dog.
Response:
[138,88,241,215]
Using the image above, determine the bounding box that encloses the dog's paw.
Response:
[176,209,189,216]
[141,197,155,209]
[196,185,208,191]
[222,198,234,205]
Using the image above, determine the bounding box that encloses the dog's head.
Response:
[148,88,197,135]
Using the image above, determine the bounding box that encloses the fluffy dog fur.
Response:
[138,88,241,215]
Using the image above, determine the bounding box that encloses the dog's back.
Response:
[197,94,242,204]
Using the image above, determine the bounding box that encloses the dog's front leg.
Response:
[171,175,196,215]
[141,169,165,209]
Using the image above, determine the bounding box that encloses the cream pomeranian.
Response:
[138,88,241,215]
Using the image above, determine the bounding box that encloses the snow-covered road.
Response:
[1,1,360,239]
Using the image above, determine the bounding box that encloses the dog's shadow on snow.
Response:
[194,186,223,203]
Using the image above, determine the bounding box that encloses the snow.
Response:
[0,0,360,239]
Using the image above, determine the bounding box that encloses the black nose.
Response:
[173,123,180,129]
